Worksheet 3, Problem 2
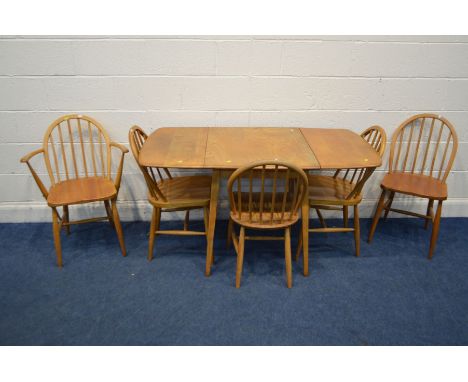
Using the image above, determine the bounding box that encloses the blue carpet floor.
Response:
[0,218,467,345]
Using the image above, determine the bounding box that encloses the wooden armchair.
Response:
[128,126,212,263]
[20,114,128,267]
[368,114,458,259]
[296,126,387,258]
[227,161,309,288]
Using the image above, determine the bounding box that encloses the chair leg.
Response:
[425,199,434,230]
[295,230,303,262]
[284,227,292,288]
[63,205,70,235]
[51,208,63,267]
[428,201,443,259]
[227,216,233,249]
[111,199,126,257]
[383,191,395,220]
[235,226,245,288]
[368,189,387,243]
[203,207,214,265]
[104,200,114,229]
[316,208,327,228]
[148,207,158,261]
[184,210,190,231]
[354,205,360,257]
[343,206,349,228]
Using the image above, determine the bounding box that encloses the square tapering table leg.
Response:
[301,197,310,276]
[205,169,220,276]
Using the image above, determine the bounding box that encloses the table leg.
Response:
[301,198,309,276]
[205,169,220,276]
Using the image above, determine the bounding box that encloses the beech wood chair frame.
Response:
[227,161,308,288]
[367,114,458,259]
[296,126,387,259]
[20,114,128,267]
[129,126,212,262]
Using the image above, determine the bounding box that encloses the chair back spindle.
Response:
[388,114,458,182]
[227,161,308,227]
[43,115,112,186]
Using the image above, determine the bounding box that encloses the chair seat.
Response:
[381,172,447,200]
[47,176,117,207]
[149,175,212,208]
[307,174,361,205]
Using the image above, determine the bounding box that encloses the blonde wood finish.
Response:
[20,114,128,267]
[138,127,208,168]
[205,127,319,169]
[228,161,308,288]
[297,126,387,260]
[138,126,384,276]
[368,114,458,259]
[129,126,211,265]
[300,128,382,169]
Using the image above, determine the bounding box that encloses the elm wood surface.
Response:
[300,128,382,169]
[297,126,387,259]
[129,126,212,263]
[368,114,458,259]
[20,114,128,267]
[139,127,381,276]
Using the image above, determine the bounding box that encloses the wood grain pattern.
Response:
[300,128,382,169]
[138,127,208,168]
[205,127,319,170]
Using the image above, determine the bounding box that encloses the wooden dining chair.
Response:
[128,126,212,262]
[20,114,128,267]
[296,126,387,259]
[368,114,458,259]
[227,161,309,288]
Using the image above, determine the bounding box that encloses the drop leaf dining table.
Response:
[138,127,382,277]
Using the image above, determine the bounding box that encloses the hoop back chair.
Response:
[20,114,128,267]
[296,126,387,259]
[368,114,458,259]
[129,126,212,263]
[227,161,309,288]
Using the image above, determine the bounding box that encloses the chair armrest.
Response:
[110,142,128,191]
[20,148,49,198]
[110,141,129,154]
[20,148,44,163]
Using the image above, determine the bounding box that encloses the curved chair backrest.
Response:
[42,114,111,185]
[227,161,308,227]
[128,125,172,202]
[388,114,458,183]
[334,125,387,200]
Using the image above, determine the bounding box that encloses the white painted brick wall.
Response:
[0,36,467,222]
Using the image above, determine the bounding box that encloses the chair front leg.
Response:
[284,227,292,288]
[148,207,159,261]
[368,189,387,243]
[235,226,245,288]
[111,198,127,257]
[63,205,70,235]
[428,200,443,259]
[425,199,434,230]
[51,208,63,267]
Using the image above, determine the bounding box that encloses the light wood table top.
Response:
[299,128,382,169]
[139,127,381,169]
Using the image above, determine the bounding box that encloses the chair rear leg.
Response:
[227,216,233,249]
[383,191,395,220]
[111,199,127,257]
[295,230,303,262]
[316,208,327,228]
[428,201,443,259]
[284,227,292,288]
[51,208,63,267]
[368,189,387,243]
[184,210,190,231]
[203,207,214,265]
[148,207,158,261]
[425,199,434,230]
[353,205,360,257]
[104,200,114,229]
[343,206,349,228]
[235,226,245,288]
[63,205,70,235]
